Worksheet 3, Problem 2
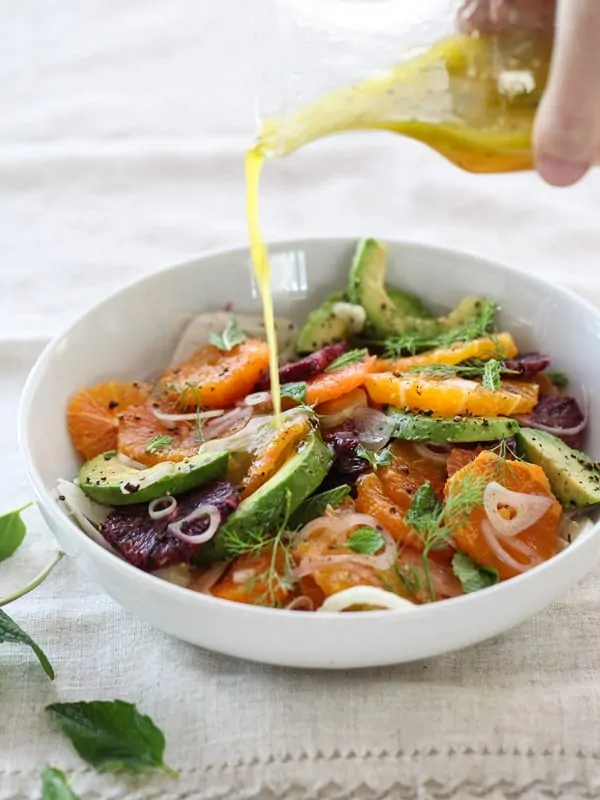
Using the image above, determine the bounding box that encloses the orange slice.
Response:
[365,373,539,416]
[306,356,377,406]
[241,414,312,499]
[355,441,447,549]
[445,450,561,580]
[211,545,293,607]
[67,381,149,460]
[161,340,269,409]
[118,402,201,467]
[392,332,517,372]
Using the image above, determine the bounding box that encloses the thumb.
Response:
[534,0,600,186]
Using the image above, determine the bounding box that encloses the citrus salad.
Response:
[58,239,598,612]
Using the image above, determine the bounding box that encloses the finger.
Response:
[534,0,600,186]
[457,0,555,34]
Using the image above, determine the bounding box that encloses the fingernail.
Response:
[536,157,589,187]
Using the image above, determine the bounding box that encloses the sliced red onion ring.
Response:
[317,586,415,612]
[117,452,146,470]
[285,595,315,611]
[414,443,450,464]
[481,521,538,574]
[202,406,255,442]
[515,417,587,437]
[245,391,272,407]
[353,406,395,451]
[167,504,220,545]
[148,496,177,520]
[151,407,224,425]
[483,481,552,537]
[293,514,396,577]
[319,405,363,431]
[232,567,258,585]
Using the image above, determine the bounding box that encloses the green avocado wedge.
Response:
[296,291,349,353]
[197,431,333,563]
[516,428,600,508]
[346,238,486,341]
[387,409,520,444]
[78,450,229,506]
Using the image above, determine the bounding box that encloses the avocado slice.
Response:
[297,292,350,353]
[347,239,433,337]
[387,409,520,444]
[516,428,600,508]
[198,431,332,562]
[78,450,229,506]
[388,287,433,320]
[347,238,485,340]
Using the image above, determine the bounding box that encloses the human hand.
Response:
[459,0,600,186]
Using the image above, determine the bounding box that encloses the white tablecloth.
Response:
[3,2,600,798]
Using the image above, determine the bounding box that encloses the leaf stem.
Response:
[0,551,64,607]
[422,549,436,603]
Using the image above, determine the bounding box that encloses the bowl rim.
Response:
[18,235,600,620]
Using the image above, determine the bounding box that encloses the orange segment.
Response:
[392,333,517,372]
[67,381,149,460]
[292,507,406,601]
[355,442,447,549]
[445,451,561,580]
[161,340,269,409]
[531,373,559,397]
[397,547,464,603]
[381,440,448,499]
[211,546,293,607]
[356,472,422,548]
[315,388,367,418]
[241,415,312,499]
[306,356,377,406]
[446,446,487,478]
[365,373,539,416]
[118,403,201,467]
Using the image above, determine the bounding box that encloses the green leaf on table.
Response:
[280,381,307,404]
[41,765,79,800]
[346,527,385,555]
[0,608,54,679]
[288,485,351,530]
[452,552,499,593]
[46,700,177,777]
[208,315,246,352]
[0,501,32,563]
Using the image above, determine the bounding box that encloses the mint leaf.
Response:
[289,485,351,529]
[280,382,307,404]
[346,527,385,555]
[0,608,54,679]
[482,359,502,391]
[405,482,442,535]
[145,434,173,455]
[41,766,79,800]
[208,315,246,352]
[46,700,177,776]
[452,552,499,593]
[0,502,32,563]
[549,370,569,389]
[325,348,368,372]
[356,444,393,469]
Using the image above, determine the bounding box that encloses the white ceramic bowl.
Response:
[19,238,600,669]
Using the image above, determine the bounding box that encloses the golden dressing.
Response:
[246,32,552,410]
[245,146,281,419]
